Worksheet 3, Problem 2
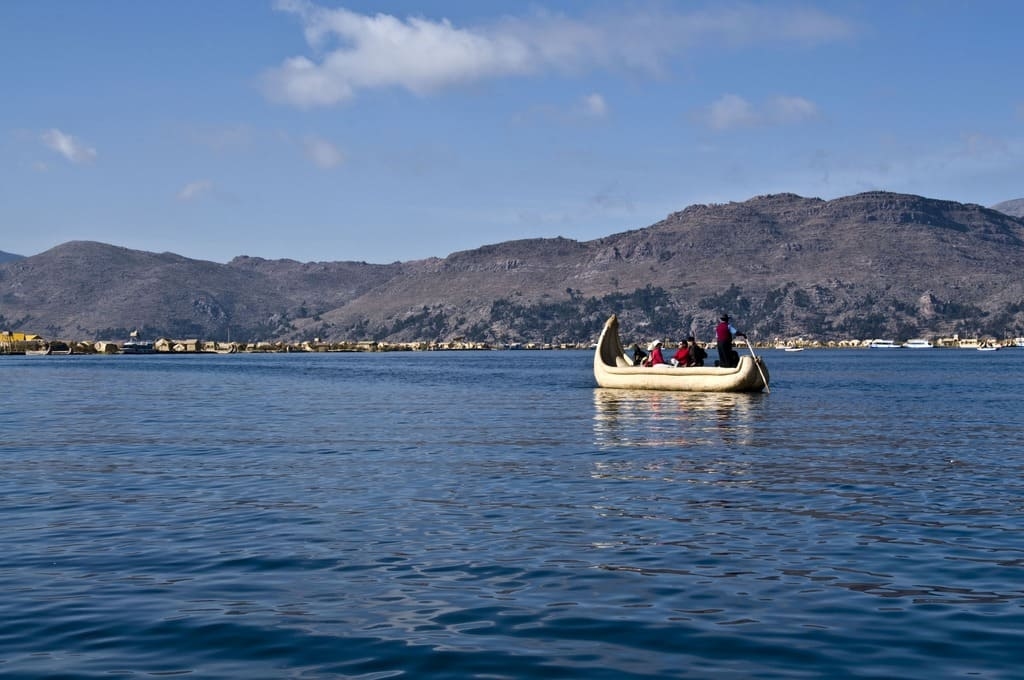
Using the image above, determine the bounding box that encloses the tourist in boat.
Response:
[629,343,647,366]
[643,340,667,366]
[687,336,707,366]
[670,340,690,367]
[715,315,745,368]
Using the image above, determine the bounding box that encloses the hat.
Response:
[721,314,730,321]
[648,340,662,350]
[686,335,695,341]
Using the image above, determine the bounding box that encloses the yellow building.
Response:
[2,331,43,353]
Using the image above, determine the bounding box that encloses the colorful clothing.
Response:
[645,346,666,366]
[716,320,740,368]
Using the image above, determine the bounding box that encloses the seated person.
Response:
[630,343,647,366]
[643,340,666,366]
[670,341,690,367]
[687,336,707,366]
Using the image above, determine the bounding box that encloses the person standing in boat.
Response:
[715,315,745,368]
[643,340,667,366]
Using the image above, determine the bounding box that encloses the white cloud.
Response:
[41,129,97,164]
[768,96,819,123]
[698,94,820,130]
[581,93,608,118]
[303,136,344,168]
[177,180,214,202]
[705,94,759,130]
[263,2,855,108]
[263,3,533,107]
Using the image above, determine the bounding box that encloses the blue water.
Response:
[2,349,1022,678]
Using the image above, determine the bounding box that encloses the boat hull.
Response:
[121,342,156,354]
[593,315,769,392]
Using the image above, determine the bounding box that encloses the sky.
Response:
[2,1,1023,264]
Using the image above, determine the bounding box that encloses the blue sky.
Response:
[2,1,1022,264]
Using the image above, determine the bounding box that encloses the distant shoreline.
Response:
[3,338,1023,356]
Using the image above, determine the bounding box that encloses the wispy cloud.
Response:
[697,94,820,130]
[704,94,758,130]
[580,93,608,119]
[303,136,344,168]
[40,129,97,163]
[513,92,610,125]
[263,1,855,108]
[768,96,819,124]
[177,180,214,202]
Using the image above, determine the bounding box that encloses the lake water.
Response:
[2,348,1023,679]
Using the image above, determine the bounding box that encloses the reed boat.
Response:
[593,315,769,392]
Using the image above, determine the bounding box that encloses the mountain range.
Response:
[3,191,1024,344]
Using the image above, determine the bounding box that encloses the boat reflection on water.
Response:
[591,389,768,487]
[592,388,764,450]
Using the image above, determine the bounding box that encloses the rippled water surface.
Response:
[2,349,1023,678]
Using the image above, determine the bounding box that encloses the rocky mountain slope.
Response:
[992,198,1024,218]
[3,191,1024,344]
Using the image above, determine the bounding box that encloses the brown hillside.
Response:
[3,192,1024,344]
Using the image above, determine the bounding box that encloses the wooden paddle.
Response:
[742,336,771,393]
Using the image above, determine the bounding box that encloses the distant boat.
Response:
[901,339,933,349]
[122,340,156,354]
[783,347,804,352]
[1014,337,1024,348]
[977,343,1001,352]
[122,329,156,354]
[869,339,899,348]
[24,341,72,356]
[49,340,72,355]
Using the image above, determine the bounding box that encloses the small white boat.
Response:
[122,329,156,354]
[869,339,900,348]
[902,339,933,349]
[121,340,156,354]
[784,347,804,352]
[24,341,72,356]
[977,344,1001,352]
[593,315,769,392]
